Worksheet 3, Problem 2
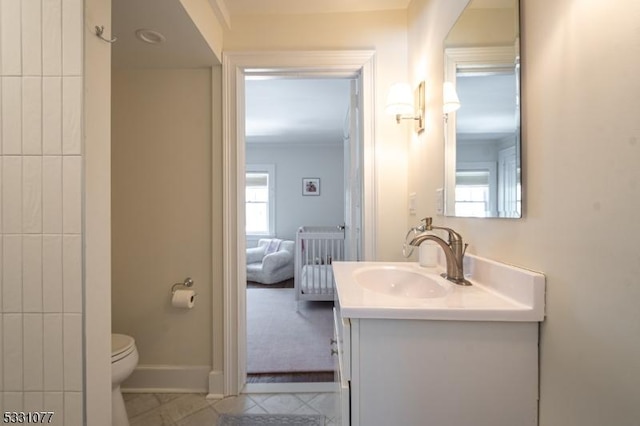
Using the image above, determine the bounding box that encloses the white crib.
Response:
[294,226,345,301]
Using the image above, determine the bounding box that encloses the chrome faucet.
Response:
[409,217,471,286]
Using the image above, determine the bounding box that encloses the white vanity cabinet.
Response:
[333,306,351,425]
[332,258,545,426]
[334,305,539,426]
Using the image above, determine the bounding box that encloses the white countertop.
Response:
[333,256,545,322]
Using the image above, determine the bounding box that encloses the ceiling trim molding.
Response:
[209,0,232,29]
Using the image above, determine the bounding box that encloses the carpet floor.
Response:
[246,288,334,374]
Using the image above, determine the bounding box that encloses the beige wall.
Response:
[225,11,411,261]
[111,68,214,369]
[408,0,640,424]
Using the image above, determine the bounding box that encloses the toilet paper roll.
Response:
[172,289,195,309]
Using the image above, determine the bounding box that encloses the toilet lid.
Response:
[112,334,135,360]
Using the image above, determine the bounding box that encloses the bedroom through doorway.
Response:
[243,75,363,387]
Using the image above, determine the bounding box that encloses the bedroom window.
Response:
[455,169,491,217]
[455,184,489,217]
[246,165,275,236]
[455,162,498,217]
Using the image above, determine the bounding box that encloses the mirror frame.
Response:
[443,44,521,218]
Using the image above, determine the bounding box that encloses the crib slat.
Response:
[321,239,326,291]
[295,226,345,300]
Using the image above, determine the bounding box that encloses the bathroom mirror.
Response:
[443,0,521,218]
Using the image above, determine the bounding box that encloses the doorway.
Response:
[243,76,355,386]
[222,51,376,396]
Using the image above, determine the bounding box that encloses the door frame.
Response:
[222,50,377,395]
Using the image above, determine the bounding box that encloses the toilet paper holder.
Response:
[171,277,195,294]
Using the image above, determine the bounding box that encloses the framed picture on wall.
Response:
[302,178,320,196]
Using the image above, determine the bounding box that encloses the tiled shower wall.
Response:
[1,0,84,424]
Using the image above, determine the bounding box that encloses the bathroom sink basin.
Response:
[333,259,546,321]
[353,266,449,299]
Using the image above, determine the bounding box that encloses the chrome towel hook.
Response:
[95,25,117,43]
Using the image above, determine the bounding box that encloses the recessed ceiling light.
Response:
[135,29,166,44]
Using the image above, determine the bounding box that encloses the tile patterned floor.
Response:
[123,392,339,426]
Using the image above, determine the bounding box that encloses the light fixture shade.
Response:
[385,83,415,116]
[443,82,461,113]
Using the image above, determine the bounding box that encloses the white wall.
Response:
[0,0,84,422]
[246,144,345,242]
[407,0,640,424]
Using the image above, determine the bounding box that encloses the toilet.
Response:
[111,334,139,426]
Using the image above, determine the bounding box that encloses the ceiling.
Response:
[245,78,352,146]
[112,0,217,69]
[111,0,411,69]
[456,72,518,142]
[112,0,382,146]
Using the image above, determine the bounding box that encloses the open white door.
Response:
[343,78,363,261]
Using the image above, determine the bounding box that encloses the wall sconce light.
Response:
[443,82,461,118]
[385,81,425,133]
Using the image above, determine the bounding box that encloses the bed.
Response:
[294,226,345,301]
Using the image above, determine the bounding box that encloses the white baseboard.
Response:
[122,365,211,393]
[207,370,225,399]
